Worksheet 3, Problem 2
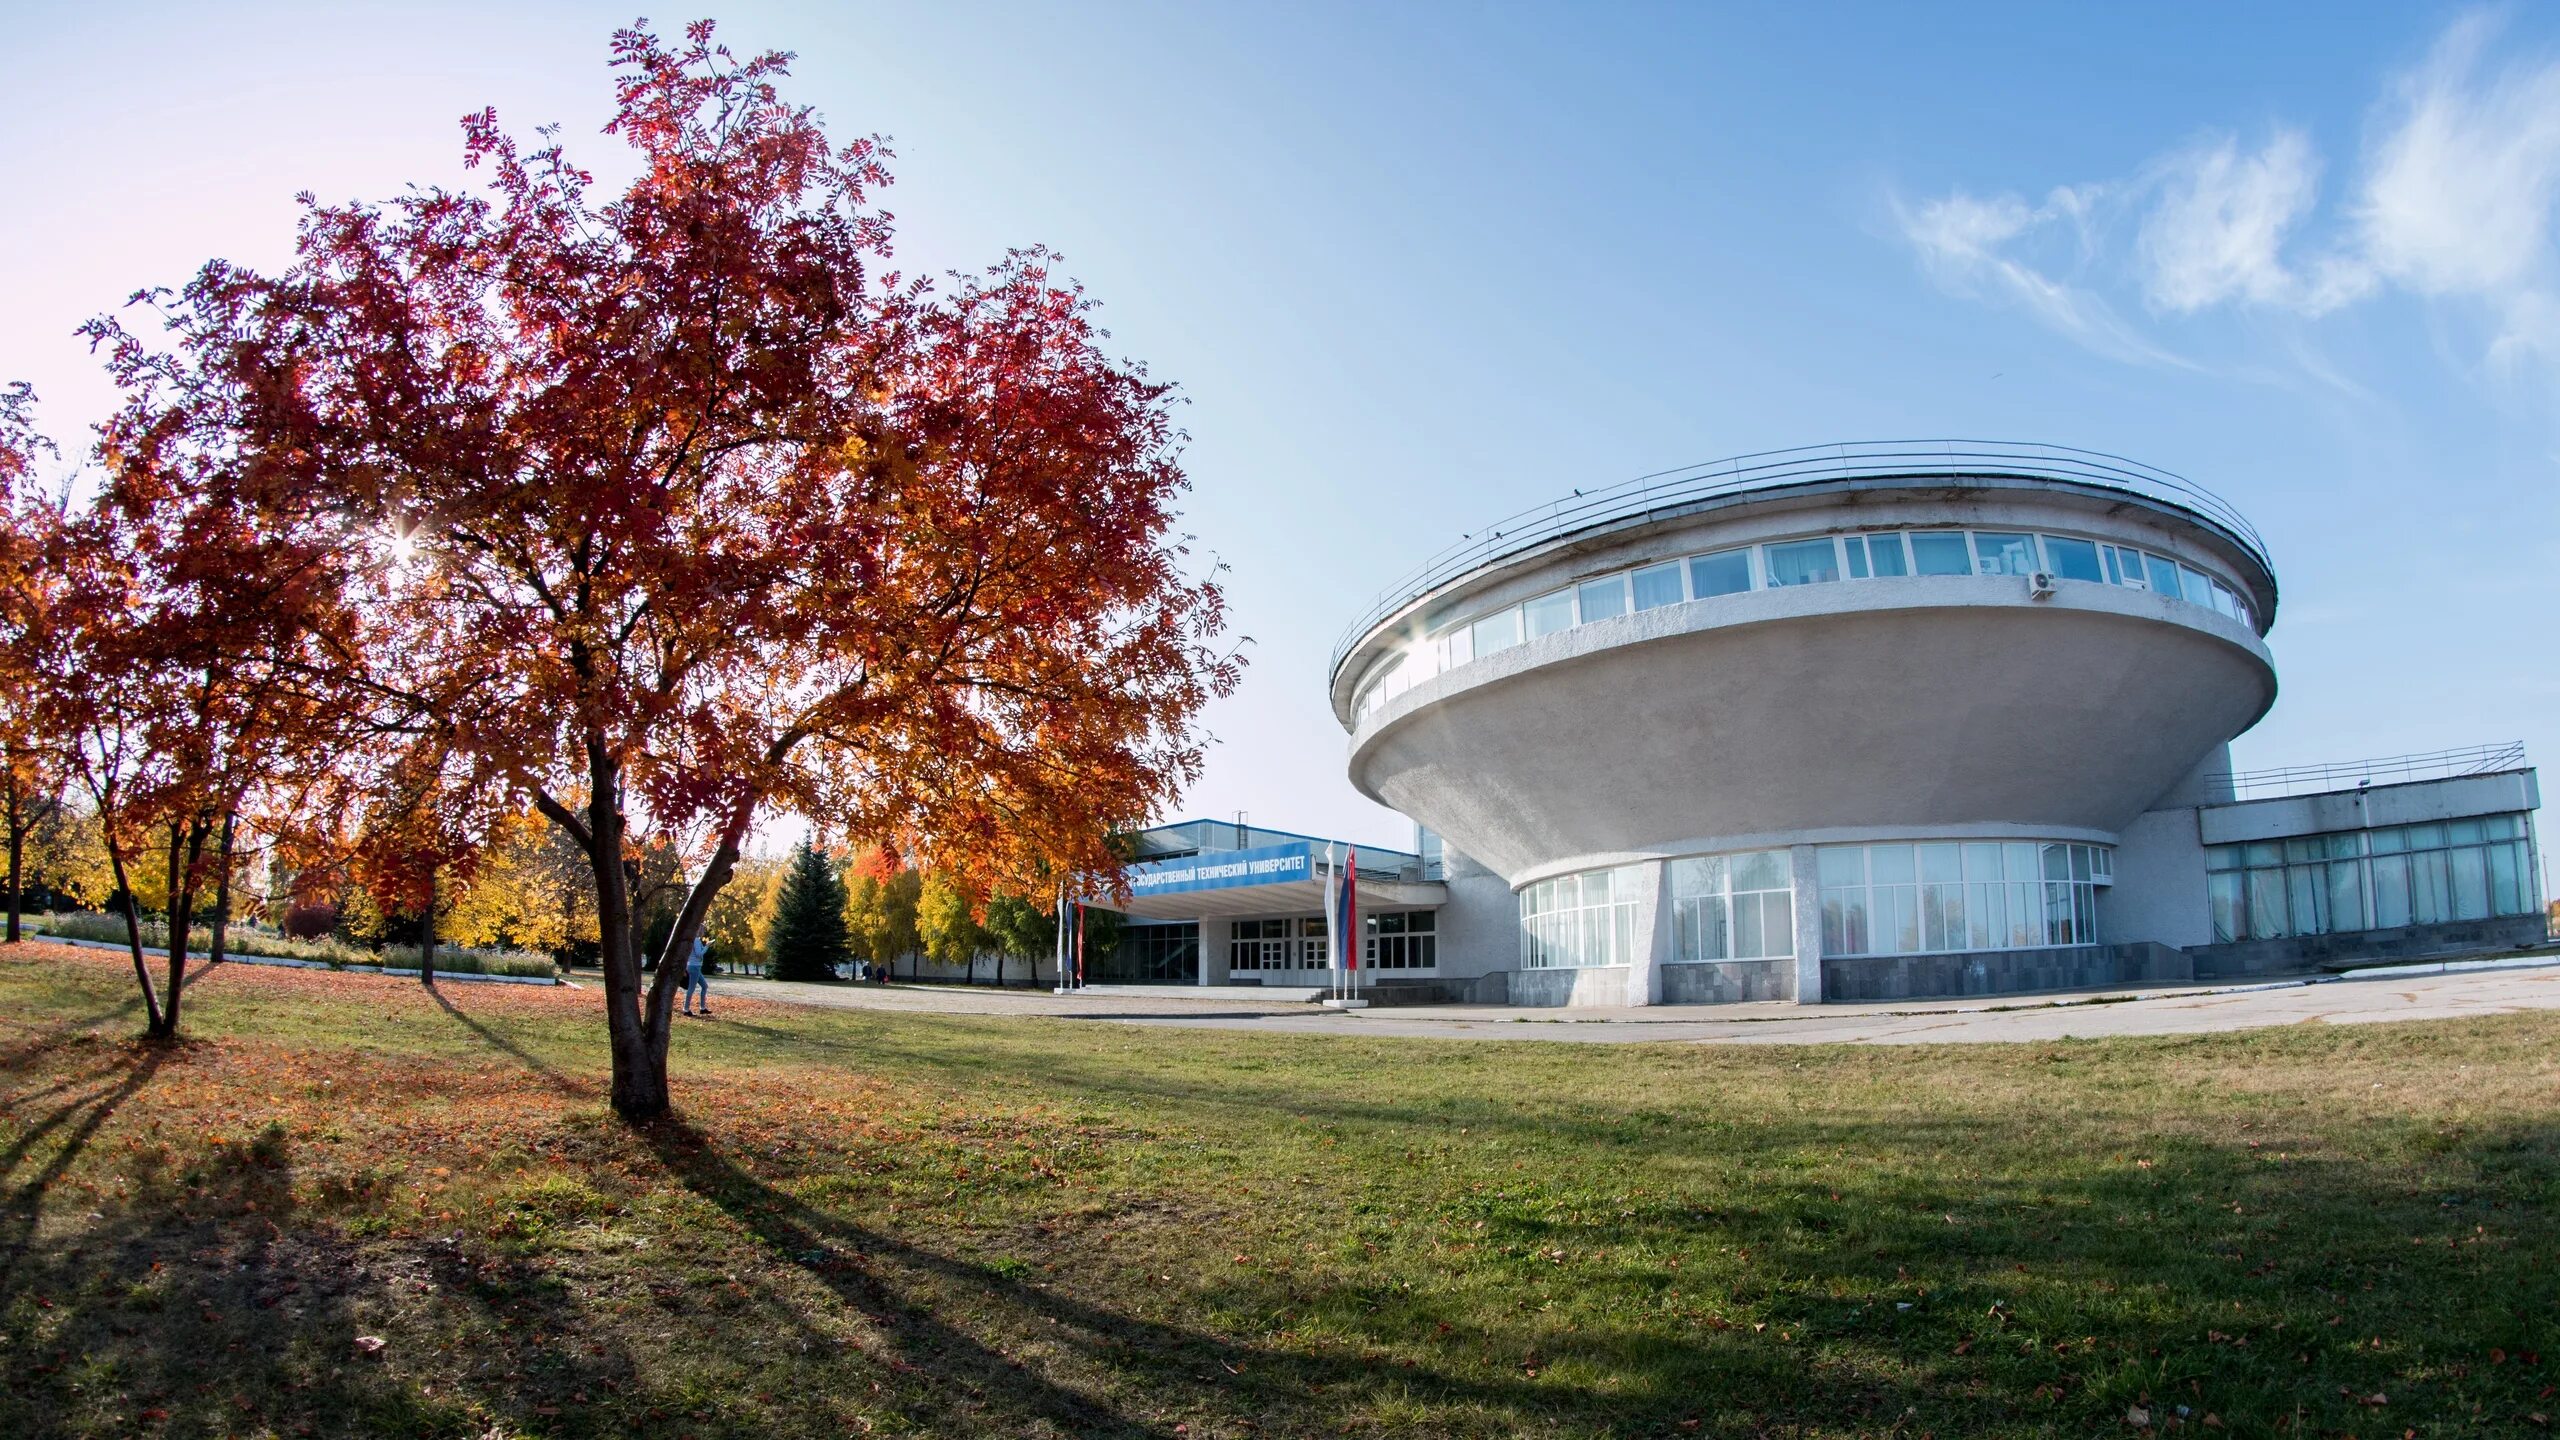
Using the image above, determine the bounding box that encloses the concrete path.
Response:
[710,958,2560,1045]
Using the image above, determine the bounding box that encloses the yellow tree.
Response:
[844,848,920,976]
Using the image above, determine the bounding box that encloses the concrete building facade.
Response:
[1097,444,2546,1004]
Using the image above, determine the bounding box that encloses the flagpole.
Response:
[1053,882,1068,994]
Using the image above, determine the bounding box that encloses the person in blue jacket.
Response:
[681,935,712,1017]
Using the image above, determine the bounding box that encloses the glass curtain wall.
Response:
[1819,842,2110,957]
[1668,850,1795,962]
[2205,815,2536,942]
[1519,865,1645,969]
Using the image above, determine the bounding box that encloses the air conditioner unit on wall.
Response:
[2027,571,2057,599]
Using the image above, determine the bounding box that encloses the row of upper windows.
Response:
[1353,527,2258,719]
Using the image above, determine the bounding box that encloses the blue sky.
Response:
[3,2,2555,861]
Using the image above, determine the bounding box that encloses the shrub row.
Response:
[38,912,559,980]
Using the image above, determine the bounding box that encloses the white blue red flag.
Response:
[1332,848,1360,977]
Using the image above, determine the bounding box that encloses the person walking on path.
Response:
[682,936,712,1017]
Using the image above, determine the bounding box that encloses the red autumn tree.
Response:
[140,22,1235,1115]
[39,319,380,1038]
[0,384,64,944]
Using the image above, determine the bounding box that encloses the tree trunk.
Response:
[104,835,163,1034]
[159,820,207,1040]
[207,812,235,968]
[559,742,752,1122]
[5,771,23,945]
[419,867,438,987]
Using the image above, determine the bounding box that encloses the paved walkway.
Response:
[710,957,2560,1045]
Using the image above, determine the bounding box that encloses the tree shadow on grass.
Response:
[425,982,594,1101]
[632,1115,1594,1438]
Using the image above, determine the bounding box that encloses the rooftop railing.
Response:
[2208,742,2529,803]
[1328,440,2272,682]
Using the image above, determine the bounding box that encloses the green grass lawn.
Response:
[3,943,2558,1438]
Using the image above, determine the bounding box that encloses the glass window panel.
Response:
[1631,561,1685,611]
[2286,866,2325,937]
[1965,884,1992,950]
[1962,843,2003,881]
[2005,842,2040,879]
[2243,841,2283,866]
[1843,537,1870,579]
[2208,871,2244,943]
[1689,548,1752,597]
[2101,546,2124,585]
[2071,846,2093,882]
[1925,881,1955,948]
[2371,854,2412,928]
[1818,847,1866,887]
[2448,817,2485,844]
[1763,893,1794,958]
[1735,892,1764,956]
[2490,842,2526,915]
[2043,536,2104,582]
[2204,844,2241,870]
[2284,838,2322,864]
[1885,889,1921,953]
[1524,589,1576,638]
[1733,850,1788,891]
[2046,883,2076,944]
[2407,823,2446,850]
[1471,608,1521,655]
[2077,886,2097,944]
[2484,814,2519,840]
[2093,848,2112,880]
[1765,538,1841,586]
[2450,847,2491,920]
[2009,882,2042,946]
[1910,532,1972,575]
[1867,533,1909,576]
[2043,844,2071,881]
[2246,870,2287,939]
[2142,553,2182,595]
[2327,861,2365,934]
[1871,845,1917,885]
[2209,581,2240,618]
[1578,576,1629,623]
[1974,532,2039,576]
[2411,851,2451,925]
[2370,827,2408,855]
[1920,843,1962,884]
[2177,566,2213,605]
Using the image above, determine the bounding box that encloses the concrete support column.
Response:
[1196,916,1230,986]
[1789,844,1824,1005]
[1629,858,1669,1006]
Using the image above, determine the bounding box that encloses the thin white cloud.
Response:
[2137,129,2353,313]
[1897,188,2197,370]
[2356,12,2560,297]
[1894,9,2560,393]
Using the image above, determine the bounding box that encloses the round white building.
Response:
[1329,442,2287,1005]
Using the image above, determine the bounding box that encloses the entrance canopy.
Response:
[1100,840,1448,920]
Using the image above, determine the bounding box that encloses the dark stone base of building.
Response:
[2190,914,2548,980]
[1822,941,2195,1003]
[1661,958,1795,1003]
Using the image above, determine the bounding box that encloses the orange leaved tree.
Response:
[0,383,63,944]
[139,23,1235,1115]
[42,306,382,1038]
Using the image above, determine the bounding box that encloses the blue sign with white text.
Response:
[1121,841,1314,896]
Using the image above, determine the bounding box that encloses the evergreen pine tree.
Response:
[767,839,852,981]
